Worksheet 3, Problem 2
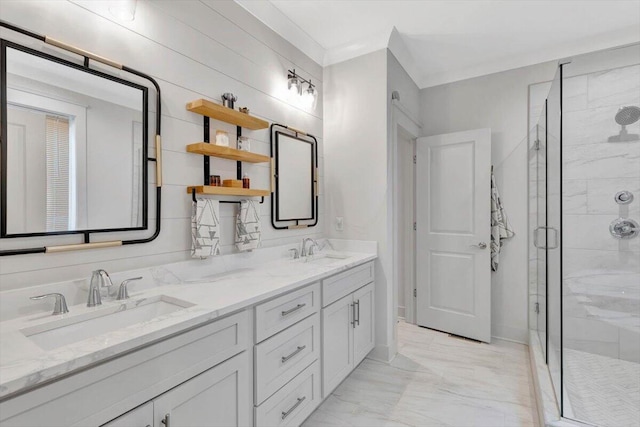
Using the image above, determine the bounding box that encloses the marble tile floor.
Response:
[304,321,539,427]
[564,348,640,427]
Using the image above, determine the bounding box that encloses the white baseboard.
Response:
[367,345,394,363]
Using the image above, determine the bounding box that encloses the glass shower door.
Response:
[534,102,548,359]
[547,66,564,410]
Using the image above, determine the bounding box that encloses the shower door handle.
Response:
[534,226,559,249]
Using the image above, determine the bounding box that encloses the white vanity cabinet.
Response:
[321,262,375,398]
[103,352,250,427]
[253,282,322,427]
[0,257,377,427]
[102,402,153,427]
[151,351,251,427]
[0,311,251,427]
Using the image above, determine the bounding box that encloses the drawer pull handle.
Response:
[281,303,306,317]
[282,345,306,363]
[281,396,306,420]
[161,413,170,427]
[351,303,356,328]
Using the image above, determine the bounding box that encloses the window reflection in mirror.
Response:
[2,42,147,236]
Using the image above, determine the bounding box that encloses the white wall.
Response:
[420,61,557,343]
[324,49,392,359]
[0,0,324,291]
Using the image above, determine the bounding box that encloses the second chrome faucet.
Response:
[87,270,142,306]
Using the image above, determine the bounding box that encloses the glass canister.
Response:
[215,130,229,146]
[237,136,251,152]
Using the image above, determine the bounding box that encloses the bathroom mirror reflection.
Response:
[1,40,148,237]
[272,130,317,227]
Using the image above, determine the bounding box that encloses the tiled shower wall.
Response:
[562,63,640,362]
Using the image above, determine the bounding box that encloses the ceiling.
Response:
[236,0,640,88]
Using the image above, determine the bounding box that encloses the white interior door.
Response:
[415,128,491,342]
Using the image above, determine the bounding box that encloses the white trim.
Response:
[367,345,394,363]
[391,99,422,130]
[390,101,420,327]
[419,27,640,88]
[234,0,325,66]
[323,29,391,67]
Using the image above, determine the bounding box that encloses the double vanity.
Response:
[0,240,376,427]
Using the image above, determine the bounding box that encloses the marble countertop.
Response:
[0,248,376,399]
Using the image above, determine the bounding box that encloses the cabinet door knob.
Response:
[161,413,170,427]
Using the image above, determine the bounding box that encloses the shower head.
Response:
[608,105,640,142]
[615,106,640,126]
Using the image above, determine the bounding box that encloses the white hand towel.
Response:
[191,198,221,258]
[490,170,514,271]
[235,200,261,252]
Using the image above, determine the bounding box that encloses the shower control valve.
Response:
[609,217,639,239]
[614,190,634,205]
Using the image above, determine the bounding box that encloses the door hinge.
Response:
[413,155,416,164]
[413,222,417,231]
[534,139,540,151]
[534,302,540,314]
[413,289,417,298]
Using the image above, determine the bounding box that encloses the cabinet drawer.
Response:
[255,313,320,405]
[322,261,374,307]
[255,282,320,343]
[1,311,250,427]
[255,360,321,427]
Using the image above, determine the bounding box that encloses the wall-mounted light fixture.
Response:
[287,69,317,110]
[108,0,137,21]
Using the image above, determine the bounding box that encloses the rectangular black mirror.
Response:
[1,40,148,237]
[271,127,318,229]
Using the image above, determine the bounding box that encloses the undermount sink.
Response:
[303,252,352,265]
[21,295,194,351]
[181,268,254,284]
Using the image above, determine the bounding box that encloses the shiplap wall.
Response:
[0,0,324,291]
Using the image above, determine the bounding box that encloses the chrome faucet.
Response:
[30,293,69,315]
[87,269,113,307]
[116,277,143,300]
[301,238,319,257]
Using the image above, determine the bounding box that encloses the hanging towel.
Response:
[490,169,514,271]
[235,200,261,252]
[191,198,221,258]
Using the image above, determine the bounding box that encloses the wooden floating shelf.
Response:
[186,99,269,130]
[186,143,270,163]
[187,186,270,197]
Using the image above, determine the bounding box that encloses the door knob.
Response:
[471,242,487,249]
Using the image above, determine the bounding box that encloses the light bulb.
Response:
[303,84,317,110]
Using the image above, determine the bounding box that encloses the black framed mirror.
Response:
[270,124,318,229]
[1,40,149,237]
[0,20,162,256]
